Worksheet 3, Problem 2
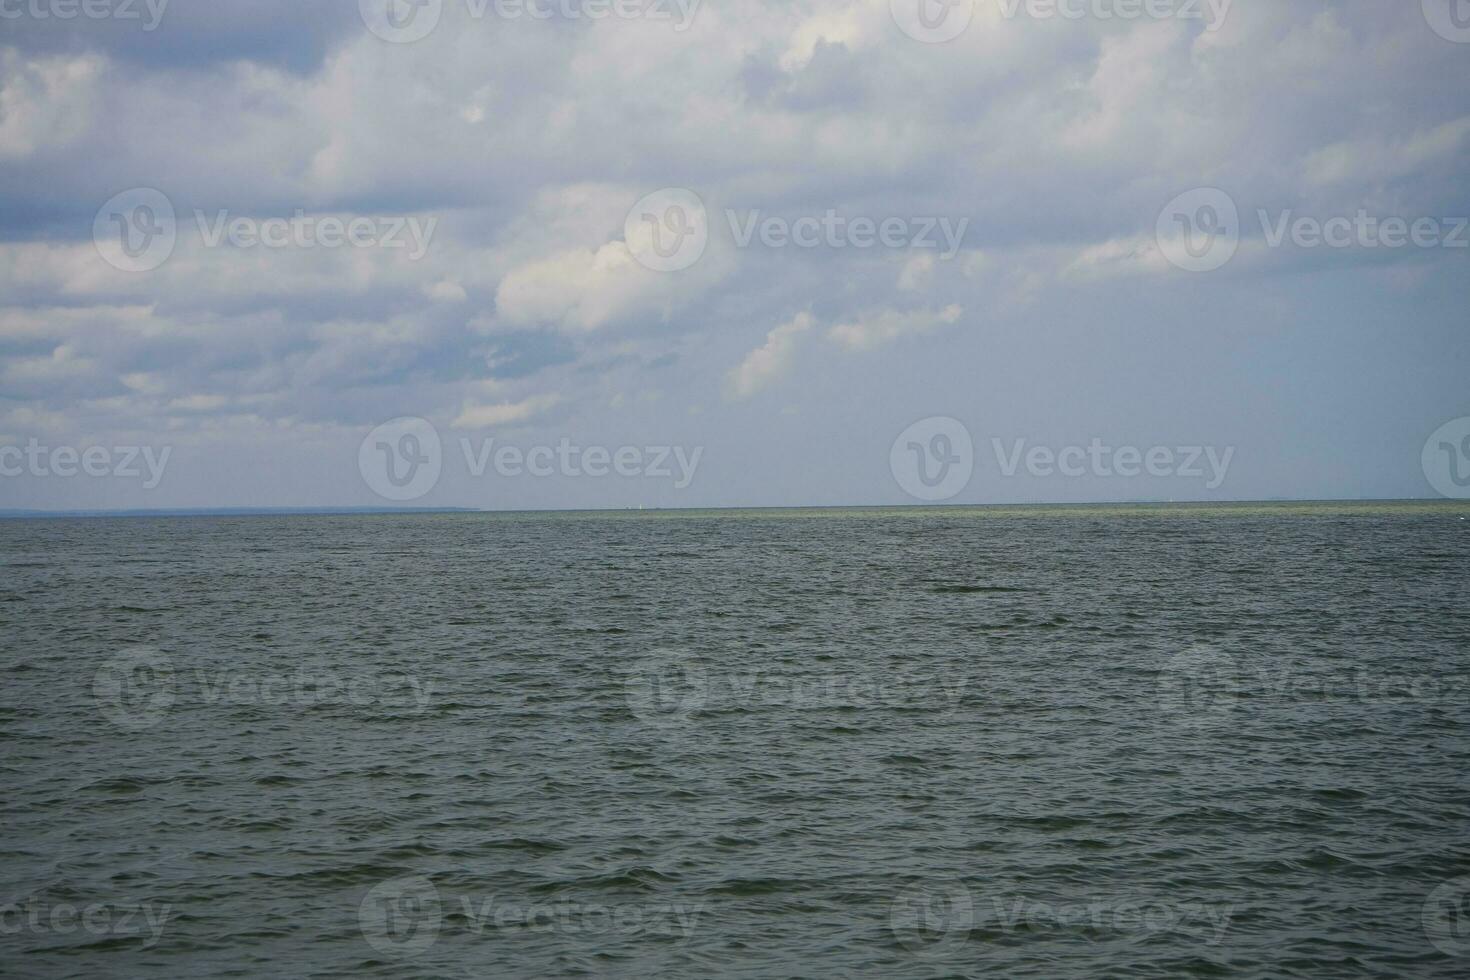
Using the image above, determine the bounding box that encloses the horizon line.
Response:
[1,497,1465,520]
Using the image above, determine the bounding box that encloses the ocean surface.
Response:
[3,502,1469,978]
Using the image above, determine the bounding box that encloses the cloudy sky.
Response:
[1,0,1467,511]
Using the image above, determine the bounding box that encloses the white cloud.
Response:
[727,312,815,400]
[451,394,561,430]
[0,51,101,159]
[827,305,964,351]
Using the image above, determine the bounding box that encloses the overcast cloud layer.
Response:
[1,0,1467,511]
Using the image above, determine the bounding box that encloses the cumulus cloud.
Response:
[827,305,964,351]
[726,312,814,400]
[451,394,561,430]
[0,0,1466,506]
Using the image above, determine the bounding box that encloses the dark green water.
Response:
[3,503,1469,977]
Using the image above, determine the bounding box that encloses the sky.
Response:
[0,0,1468,511]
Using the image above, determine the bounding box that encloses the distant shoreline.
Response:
[1,499,1466,520]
